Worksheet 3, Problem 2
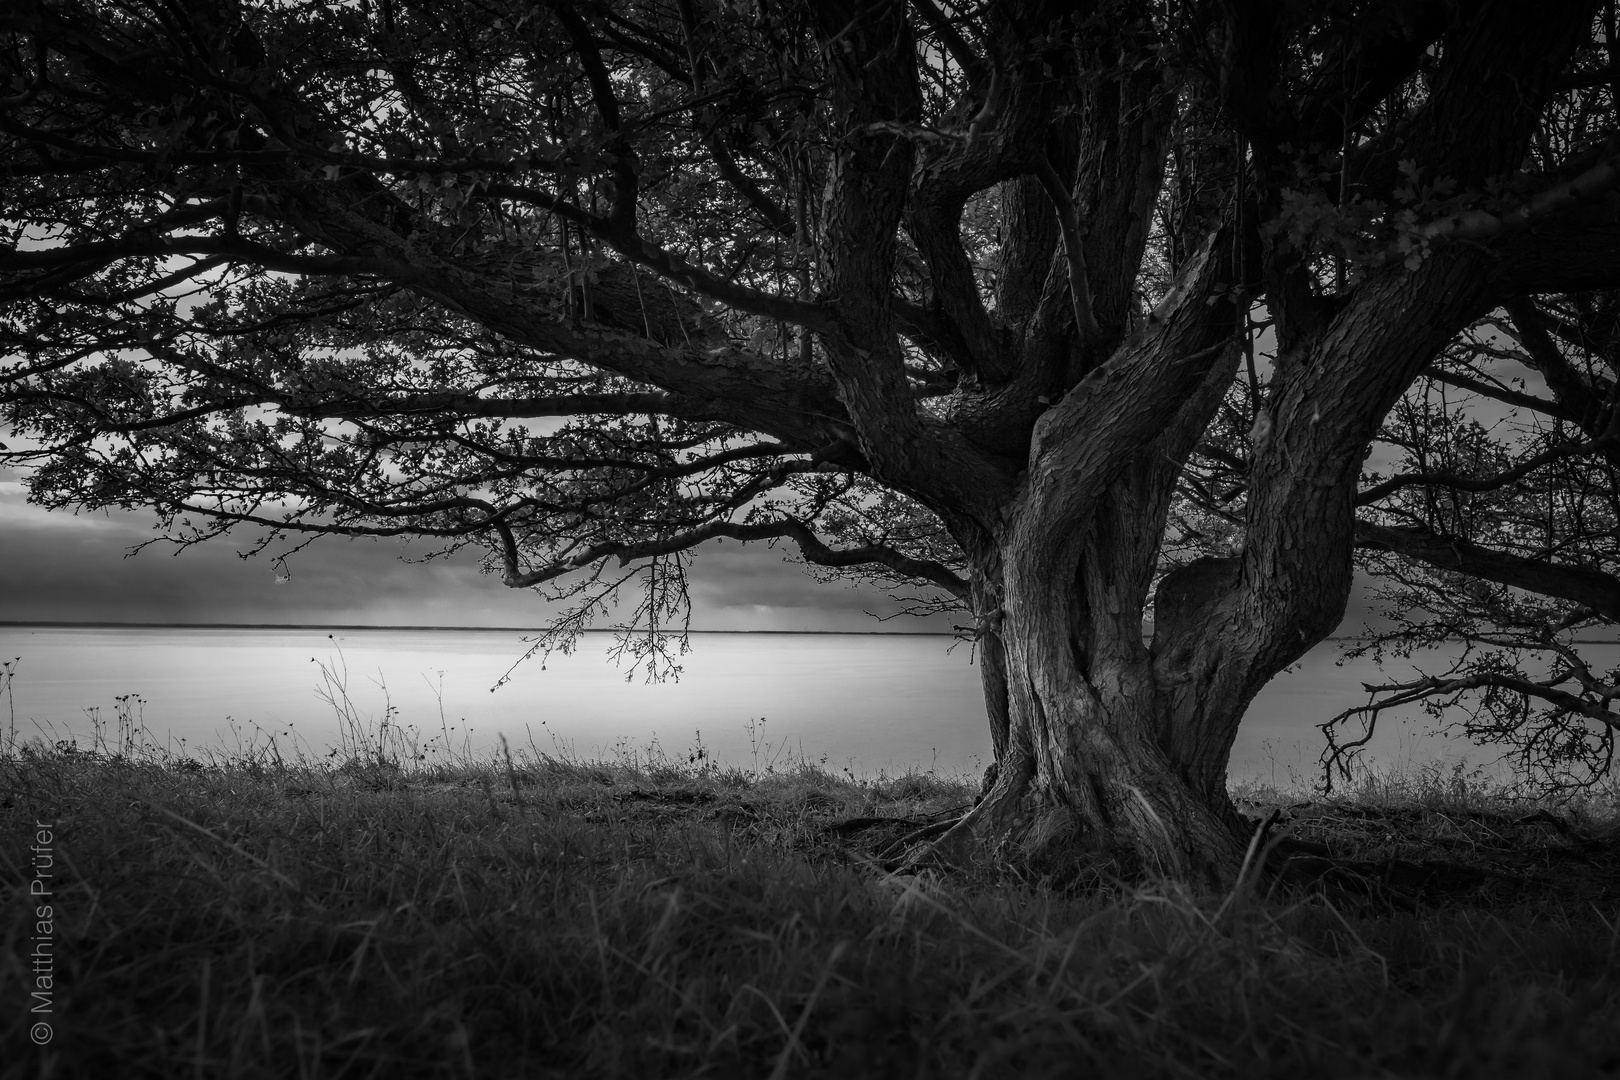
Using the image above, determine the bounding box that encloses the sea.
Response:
[0,625,1560,784]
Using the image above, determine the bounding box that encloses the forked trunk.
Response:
[931,235,1501,888]
[947,550,1252,889]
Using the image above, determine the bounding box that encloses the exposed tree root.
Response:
[823,797,1620,910]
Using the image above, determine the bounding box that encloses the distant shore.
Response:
[0,621,958,635]
[6,622,1620,644]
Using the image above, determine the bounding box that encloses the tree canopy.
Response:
[5,0,1620,882]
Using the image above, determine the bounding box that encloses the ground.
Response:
[3,739,1619,1079]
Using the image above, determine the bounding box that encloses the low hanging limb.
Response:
[494,515,970,598]
[1318,667,1620,791]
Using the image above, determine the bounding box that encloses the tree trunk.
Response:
[950,547,1251,889]
[946,473,1257,889]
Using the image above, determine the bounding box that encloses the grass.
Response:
[3,708,1620,1078]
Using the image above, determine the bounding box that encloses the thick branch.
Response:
[1014,229,1237,555]
[1033,153,1100,351]
[1425,367,1585,424]
[1415,144,1620,246]
[551,2,639,237]
[1355,520,1620,623]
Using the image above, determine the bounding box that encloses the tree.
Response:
[5,0,1620,885]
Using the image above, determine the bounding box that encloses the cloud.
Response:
[684,540,960,630]
[1,485,1382,634]
[0,488,953,629]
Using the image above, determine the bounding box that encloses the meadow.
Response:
[3,688,1620,1079]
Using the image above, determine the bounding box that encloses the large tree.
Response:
[5,0,1620,884]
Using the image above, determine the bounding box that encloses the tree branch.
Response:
[1356,434,1617,505]
[1033,153,1101,352]
[1354,520,1620,623]
[550,1,640,238]
[674,0,795,237]
[1505,295,1614,429]
[479,183,829,329]
[1423,366,1585,424]
[1415,144,1620,246]
[910,0,986,95]
[499,516,969,596]
[1328,670,1620,736]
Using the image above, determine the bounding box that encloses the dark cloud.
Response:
[0,485,955,629]
[2,484,1389,634]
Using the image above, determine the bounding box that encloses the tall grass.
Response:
[2,667,1619,1078]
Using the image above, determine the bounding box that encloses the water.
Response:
[0,626,1541,781]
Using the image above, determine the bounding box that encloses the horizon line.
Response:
[0,620,959,636]
[5,622,1617,646]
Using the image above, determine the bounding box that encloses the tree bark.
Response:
[946,539,1252,888]
[969,555,1012,770]
[935,257,1255,887]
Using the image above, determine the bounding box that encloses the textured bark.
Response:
[955,467,1250,885]
[935,238,1255,886]
[969,554,1012,767]
[959,569,1250,888]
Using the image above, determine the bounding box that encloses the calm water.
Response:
[0,626,1534,781]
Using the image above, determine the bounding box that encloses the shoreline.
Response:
[0,621,959,636]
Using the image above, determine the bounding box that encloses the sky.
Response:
[0,474,961,630]
[0,472,1400,634]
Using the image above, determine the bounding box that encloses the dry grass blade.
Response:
[154,804,305,894]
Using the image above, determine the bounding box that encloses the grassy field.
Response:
[3,724,1620,1078]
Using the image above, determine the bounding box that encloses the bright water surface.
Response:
[0,626,1556,781]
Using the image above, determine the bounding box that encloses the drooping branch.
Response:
[1327,671,1620,748]
[497,516,968,597]
[1317,661,1620,793]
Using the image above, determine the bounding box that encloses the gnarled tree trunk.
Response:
[948,351,1260,887]
[939,237,1504,888]
[966,568,1254,888]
